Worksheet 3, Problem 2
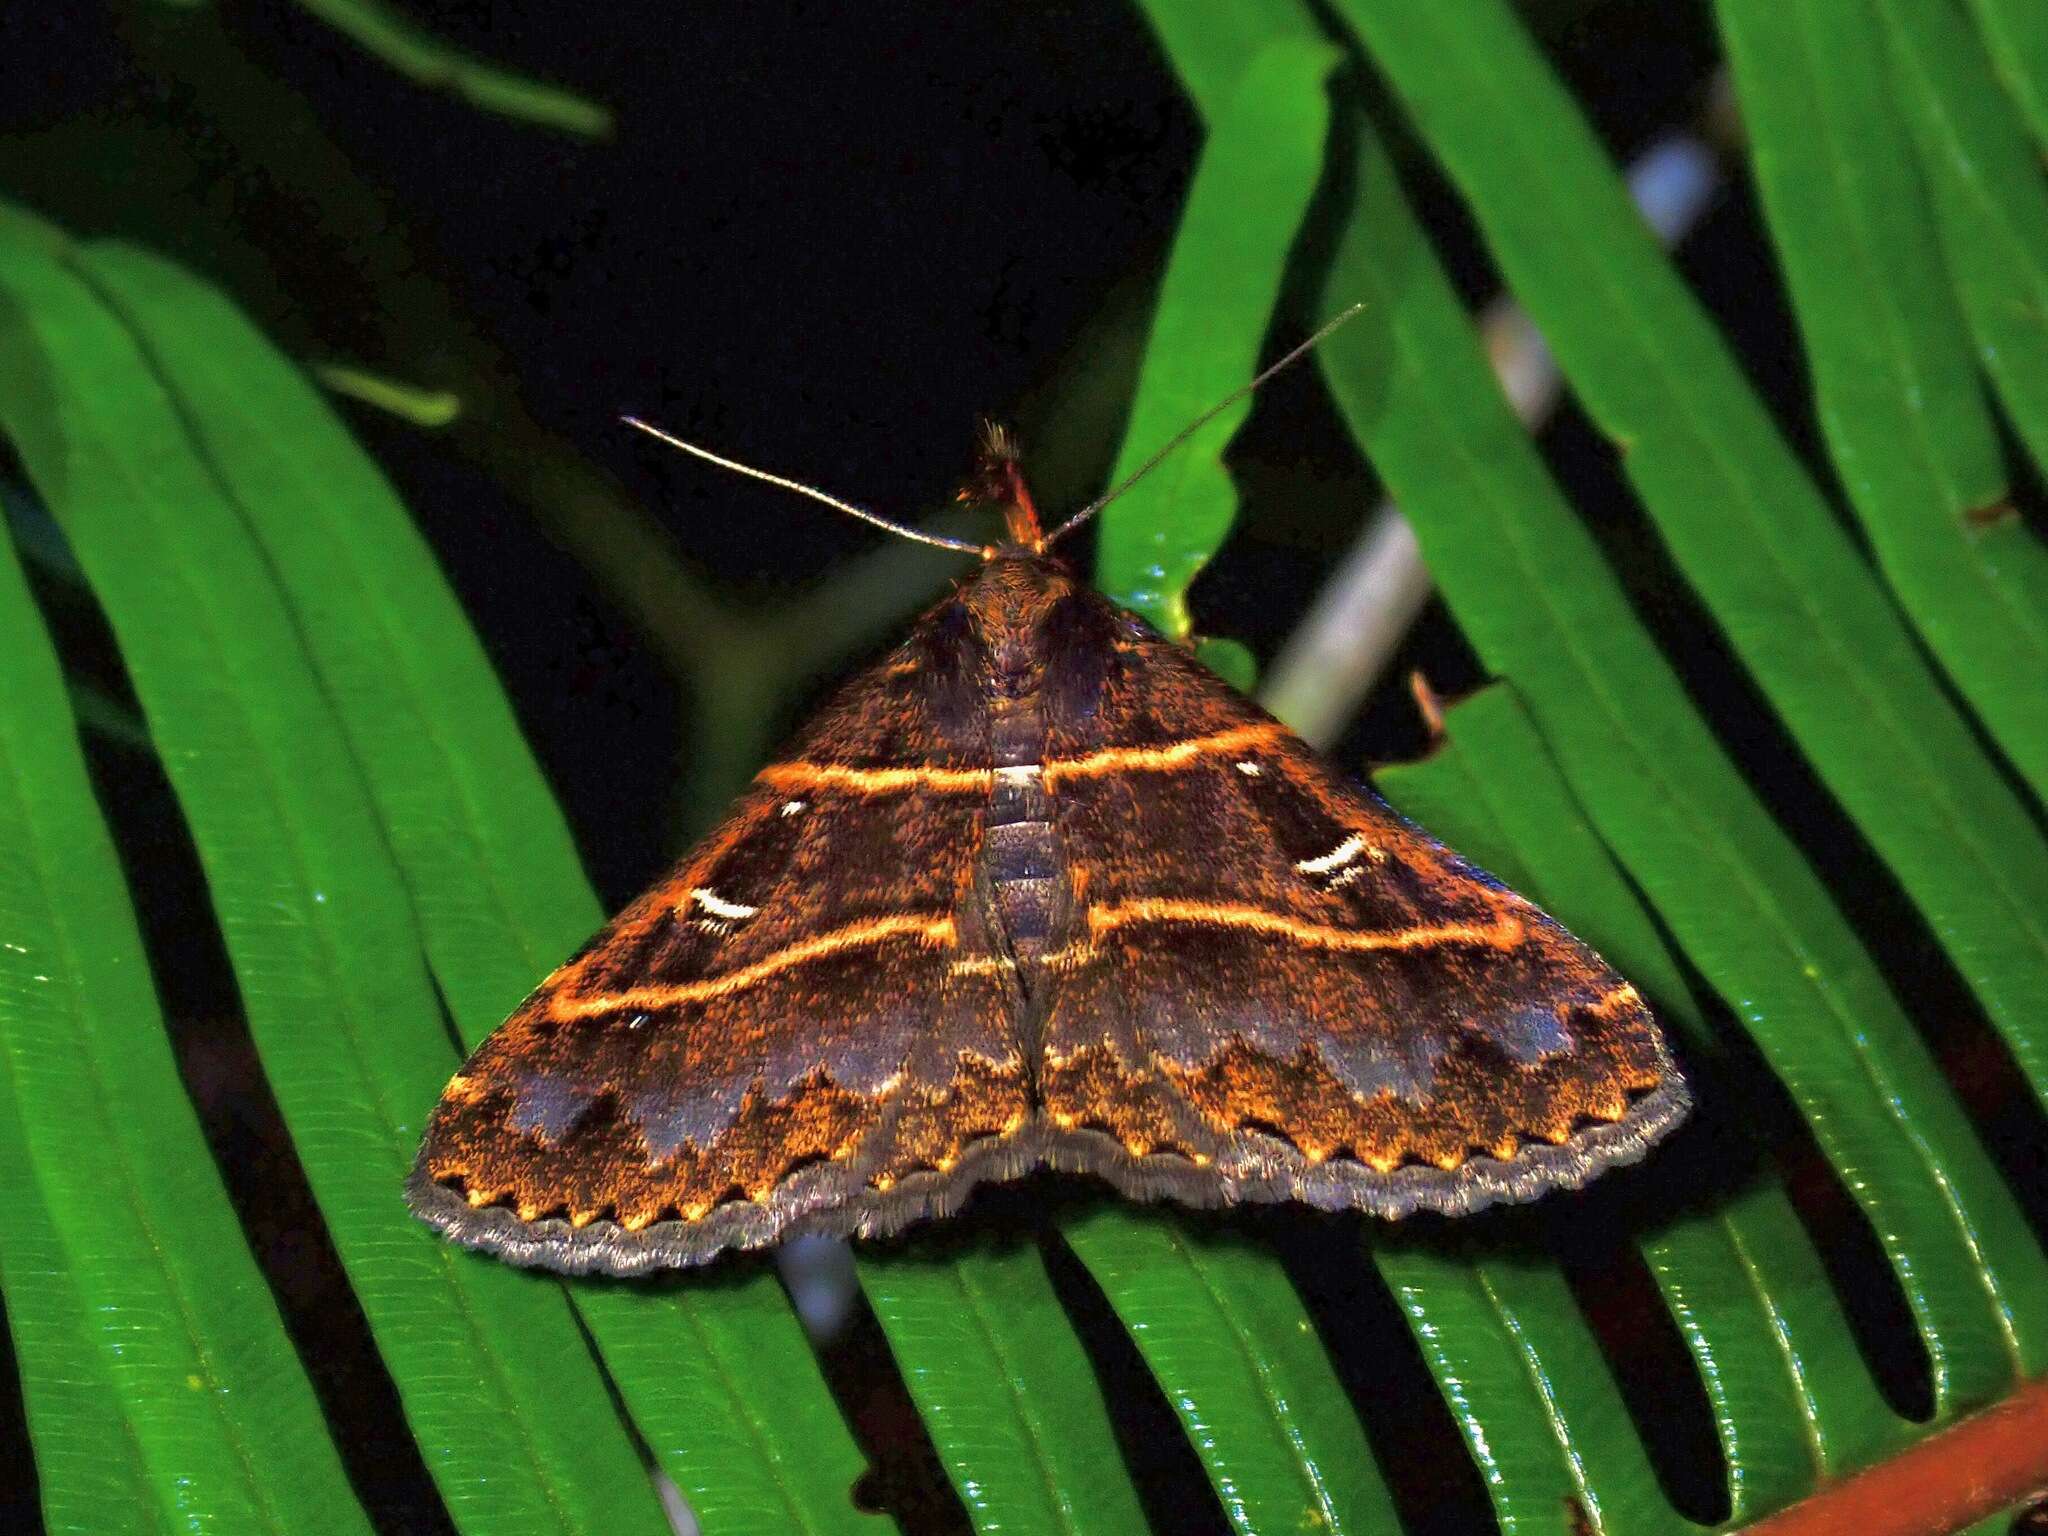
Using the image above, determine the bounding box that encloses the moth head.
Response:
[619,305,1363,568]
[958,419,1046,554]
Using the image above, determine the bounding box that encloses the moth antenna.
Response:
[623,416,991,556]
[1043,302,1368,547]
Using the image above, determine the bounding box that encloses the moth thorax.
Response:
[956,565,1055,697]
[987,636,1048,696]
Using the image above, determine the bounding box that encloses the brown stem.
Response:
[1735,1376,2048,1536]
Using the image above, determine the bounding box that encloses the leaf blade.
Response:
[0,554,385,1533]
[1062,1212,1403,1536]
[1379,685,1909,1523]
[1314,107,2048,1415]
[292,0,613,137]
[0,223,671,1536]
[1335,0,2048,1133]
[69,236,889,1536]
[1962,0,2048,151]
[1715,0,2048,807]
[1093,31,1338,641]
[860,1247,1149,1536]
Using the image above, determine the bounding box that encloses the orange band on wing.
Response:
[757,724,1290,798]
[757,761,995,794]
[1086,899,1525,954]
[1043,724,1287,784]
[552,913,959,1015]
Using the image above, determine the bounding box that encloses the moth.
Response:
[409,394,1686,1276]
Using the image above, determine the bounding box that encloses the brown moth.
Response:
[407,415,1687,1275]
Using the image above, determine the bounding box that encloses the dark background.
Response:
[9,4,2035,1533]
[4,0,1746,892]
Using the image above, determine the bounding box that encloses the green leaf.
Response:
[1959,1493,2048,1536]
[1962,0,2048,150]
[1879,0,2048,747]
[1379,686,1908,1527]
[859,1246,1148,1536]
[1194,635,1259,694]
[1315,106,2048,1415]
[1061,1211,1402,1536]
[1378,1243,1686,1536]
[59,235,887,1535]
[315,362,464,426]
[1093,31,1338,639]
[1883,0,2048,479]
[292,0,614,138]
[0,538,324,1536]
[585,1271,882,1535]
[1130,0,1328,119]
[0,1072,155,1536]
[1335,0,2048,1126]
[0,220,671,1536]
[1716,0,2048,809]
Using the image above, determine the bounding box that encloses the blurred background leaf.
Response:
[2,2,2044,1534]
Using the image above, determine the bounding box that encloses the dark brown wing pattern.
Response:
[409,611,1037,1273]
[1032,593,1686,1217]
